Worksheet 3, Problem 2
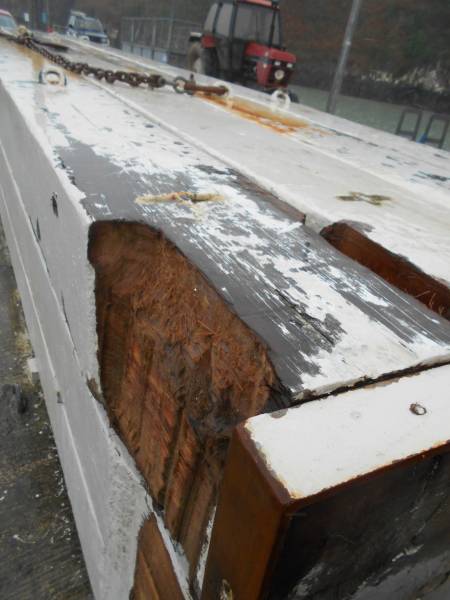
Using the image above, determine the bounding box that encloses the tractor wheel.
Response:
[187,43,219,78]
[202,48,219,78]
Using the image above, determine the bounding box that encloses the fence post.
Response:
[130,19,135,54]
[327,0,363,114]
[167,0,177,60]
[151,21,157,60]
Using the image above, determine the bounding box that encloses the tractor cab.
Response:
[188,0,296,92]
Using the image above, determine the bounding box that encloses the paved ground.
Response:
[0,221,92,599]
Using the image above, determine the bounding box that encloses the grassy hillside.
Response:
[284,0,449,88]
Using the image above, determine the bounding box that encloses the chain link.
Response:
[5,32,228,96]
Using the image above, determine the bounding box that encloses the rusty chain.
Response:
[5,31,228,96]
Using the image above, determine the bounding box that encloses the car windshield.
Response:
[0,14,16,30]
[75,17,103,33]
[234,6,281,46]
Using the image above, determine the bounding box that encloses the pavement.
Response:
[0,220,92,599]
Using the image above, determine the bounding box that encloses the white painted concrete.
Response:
[245,364,450,501]
[0,61,148,600]
[0,40,196,599]
[63,38,450,289]
[0,37,449,600]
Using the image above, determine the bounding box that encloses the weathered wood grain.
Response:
[201,428,289,600]
[89,221,277,586]
[322,220,450,320]
[179,459,217,582]
[134,516,184,600]
[203,365,450,599]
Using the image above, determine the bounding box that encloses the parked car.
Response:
[0,9,18,35]
[66,11,109,45]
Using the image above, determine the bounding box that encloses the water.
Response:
[292,86,450,153]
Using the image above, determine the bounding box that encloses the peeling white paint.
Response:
[195,508,216,595]
[58,38,450,290]
[3,39,447,402]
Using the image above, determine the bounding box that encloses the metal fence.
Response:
[121,17,201,67]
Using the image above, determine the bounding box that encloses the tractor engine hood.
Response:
[246,42,296,64]
[246,42,296,88]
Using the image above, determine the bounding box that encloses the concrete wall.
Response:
[0,79,150,600]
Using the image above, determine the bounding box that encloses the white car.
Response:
[0,9,17,35]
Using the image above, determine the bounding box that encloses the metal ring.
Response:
[173,76,188,94]
[214,83,231,98]
[105,71,116,84]
[270,89,291,110]
[410,403,427,416]
[38,67,67,87]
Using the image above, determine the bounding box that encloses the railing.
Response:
[120,17,201,68]
[396,108,449,149]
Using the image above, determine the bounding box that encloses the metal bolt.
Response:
[410,403,427,416]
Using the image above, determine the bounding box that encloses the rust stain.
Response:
[202,95,318,135]
[16,42,46,72]
[16,42,314,137]
[16,43,79,86]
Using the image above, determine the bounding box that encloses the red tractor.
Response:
[188,0,297,98]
